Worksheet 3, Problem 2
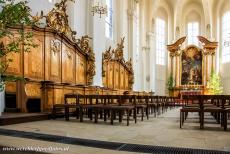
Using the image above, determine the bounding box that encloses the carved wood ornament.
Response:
[77,36,96,85]
[102,37,134,90]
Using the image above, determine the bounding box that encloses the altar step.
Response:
[0,113,50,126]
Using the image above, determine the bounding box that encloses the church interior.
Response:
[0,0,230,153]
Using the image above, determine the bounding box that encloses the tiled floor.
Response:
[0,107,230,153]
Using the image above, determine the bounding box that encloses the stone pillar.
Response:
[86,0,106,86]
[141,47,147,91]
[148,32,156,92]
[127,9,134,61]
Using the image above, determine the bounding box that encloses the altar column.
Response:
[175,51,181,87]
[167,37,186,89]
[197,36,218,86]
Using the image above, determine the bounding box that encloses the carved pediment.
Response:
[167,37,186,55]
[197,36,218,54]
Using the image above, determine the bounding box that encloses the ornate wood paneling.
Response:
[24,32,44,80]
[62,41,75,84]
[25,83,41,97]
[6,53,22,75]
[1,0,97,112]
[102,38,134,90]
[50,38,62,82]
[76,52,86,85]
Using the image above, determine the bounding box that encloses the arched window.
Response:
[105,0,113,39]
[156,18,166,65]
[187,22,199,45]
[222,11,230,63]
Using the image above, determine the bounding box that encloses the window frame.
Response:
[222,11,230,63]
[105,0,113,39]
[187,22,199,46]
[155,18,166,65]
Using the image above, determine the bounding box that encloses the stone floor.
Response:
[0,107,230,154]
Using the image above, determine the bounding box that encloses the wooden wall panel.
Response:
[125,70,129,90]
[3,27,94,112]
[62,42,75,84]
[25,83,41,97]
[102,62,108,87]
[24,34,44,80]
[114,63,120,89]
[5,52,22,76]
[5,82,17,93]
[76,52,86,85]
[108,62,114,88]
[120,66,125,89]
[45,36,62,83]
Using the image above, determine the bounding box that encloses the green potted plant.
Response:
[166,73,175,96]
[207,71,223,95]
[0,0,37,115]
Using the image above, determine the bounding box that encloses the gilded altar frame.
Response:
[167,36,218,95]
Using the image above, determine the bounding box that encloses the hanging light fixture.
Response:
[91,0,107,18]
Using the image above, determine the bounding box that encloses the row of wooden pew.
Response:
[52,94,176,126]
[180,95,230,130]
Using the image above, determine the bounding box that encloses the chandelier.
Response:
[224,33,230,47]
[91,0,107,18]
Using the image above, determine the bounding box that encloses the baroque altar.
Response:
[167,36,218,96]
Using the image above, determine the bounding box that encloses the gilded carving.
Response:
[76,35,95,85]
[197,36,218,55]
[126,58,134,90]
[51,40,61,55]
[46,0,77,41]
[102,37,134,90]
[86,48,96,85]
[103,46,113,61]
[114,37,125,62]
[167,36,186,56]
[77,35,92,53]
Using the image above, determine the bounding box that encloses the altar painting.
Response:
[181,46,202,85]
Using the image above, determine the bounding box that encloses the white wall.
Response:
[218,1,230,94]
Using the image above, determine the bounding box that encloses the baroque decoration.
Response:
[102,37,134,90]
[43,0,96,85]
[77,36,96,85]
[167,36,218,94]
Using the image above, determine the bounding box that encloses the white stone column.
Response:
[127,9,135,62]
[141,47,147,91]
[147,32,156,93]
[85,0,105,86]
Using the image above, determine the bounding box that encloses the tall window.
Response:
[105,0,113,39]
[187,22,199,45]
[156,18,166,65]
[222,12,230,63]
